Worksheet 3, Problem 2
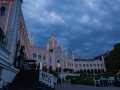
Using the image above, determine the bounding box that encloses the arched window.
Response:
[0,27,5,43]
[0,6,6,16]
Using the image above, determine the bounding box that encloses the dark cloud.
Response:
[22,0,120,59]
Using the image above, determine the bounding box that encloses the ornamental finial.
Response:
[52,30,54,37]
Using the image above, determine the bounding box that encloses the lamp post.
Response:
[39,62,42,81]
[57,63,60,73]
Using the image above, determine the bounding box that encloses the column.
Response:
[39,62,42,81]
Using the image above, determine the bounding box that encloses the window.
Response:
[100,64,102,66]
[0,67,2,78]
[68,63,69,66]
[83,64,85,67]
[79,64,81,67]
[33,54,36,58]
[94,64,96,66]
[0,6,6,16]
[34,54,36,58]
[97,64,99,66]
[75,64,78,67]
[64,62,65,66]
[57,60,60,63]
[38,55,41,59]
[0,27,4,43]
[50,58,51,64]
[86,64,89,67]
[90,64,92,66]
[43,56,46,60]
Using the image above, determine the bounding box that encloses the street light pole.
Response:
[57,63,60,73]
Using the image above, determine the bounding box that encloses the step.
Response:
[8,70,55,90]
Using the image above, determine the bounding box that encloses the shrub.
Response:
[49,70,58,78]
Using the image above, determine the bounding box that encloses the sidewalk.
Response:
[55,83,120,90]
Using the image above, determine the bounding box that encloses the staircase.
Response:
[8,70,55,90]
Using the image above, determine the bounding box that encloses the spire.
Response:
[101,54,104,62]
[61,43,64,51]
[78,53,81,60]
[47,30,57,49]
[52,30,54,37]
[51,30,55,40]
[30,33,33,46]
[49,30,56,41]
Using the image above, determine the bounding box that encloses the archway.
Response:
[91,69,93,74]
[0,6,6,16]
[80,69,83,73]
[98,69,101,74]
[101,69,104,73]
[87,69,90,74]
[94,69,97,74]
[76,70,79,73]
[83,69,87,73]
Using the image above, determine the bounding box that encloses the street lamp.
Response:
[40,62,42,70]
[57,63,60,73]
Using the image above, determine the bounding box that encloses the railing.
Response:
[53,77,58,84]
[39,69,54,88]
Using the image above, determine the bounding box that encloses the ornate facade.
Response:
[29,33,106,74]
[0,0,106,81]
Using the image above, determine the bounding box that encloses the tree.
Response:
[49,65,52,73]
[105,43,120,69]
[59,67,61,72]
[94,55,102,60]
[49,65,52,70]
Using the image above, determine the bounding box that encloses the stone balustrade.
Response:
[39,63,54,88]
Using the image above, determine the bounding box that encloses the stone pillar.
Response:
[61,44,64,51]
[47,42,49,51]
[101,54,104,62]
[65,52,67,58]
[39,62,42,81]
[101,55,106,72]
[72,54,74,60]
[30,33,33,46]
[50,75,54,88]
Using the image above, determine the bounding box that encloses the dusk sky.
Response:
[22,0,120,59]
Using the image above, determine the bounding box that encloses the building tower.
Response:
[47,31,57,51]
[30,33,33,46]
[0,0,23,64]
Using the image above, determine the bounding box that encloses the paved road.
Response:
[55,83,120,90]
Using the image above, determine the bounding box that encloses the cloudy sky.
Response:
[22,0,120,59]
